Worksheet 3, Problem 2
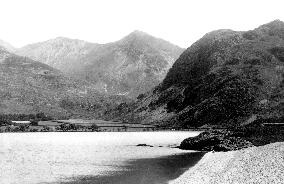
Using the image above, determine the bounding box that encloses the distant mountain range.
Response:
[105,20,284,128]
[15,31,184,98]
[0,31,183,117]
[3,20,283,126]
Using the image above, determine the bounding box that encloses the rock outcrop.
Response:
[179,130,254,151]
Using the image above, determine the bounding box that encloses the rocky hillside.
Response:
[17,31,184,98]
[106,20,284,128]
[0,47,125,118]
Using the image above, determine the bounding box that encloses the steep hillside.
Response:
[0,47,124,118]
[17,31,184,98]
[106,20,284,128]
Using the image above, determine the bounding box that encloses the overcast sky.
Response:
[0,0,283,48]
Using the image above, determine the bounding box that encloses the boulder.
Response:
[136,144,154,147]
[179,130,254,151]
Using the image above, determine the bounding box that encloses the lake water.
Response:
[0,131,202,184]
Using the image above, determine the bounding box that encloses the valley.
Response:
[0,20,284,151]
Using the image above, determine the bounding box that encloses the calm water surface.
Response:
[0,131,201,184]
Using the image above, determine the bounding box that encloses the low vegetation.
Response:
[233,117,284,146]
[0,113,101,133]
[0,113,53,125]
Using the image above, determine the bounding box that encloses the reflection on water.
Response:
[61,152,205,184]
[0,131,200,184]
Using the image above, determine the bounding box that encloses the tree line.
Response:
[0,112,53,126]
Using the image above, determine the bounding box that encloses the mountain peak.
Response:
[254,19,284,39]
[48,37,94,45]
[130,30,149,36]
[54,36,70,41]
[0,39,15,52]
[267,19,284,25]
[258,19,284,30]
[51,37,86,43]
[122,30,153,41]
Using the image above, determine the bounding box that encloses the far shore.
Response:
[0,129,204,134]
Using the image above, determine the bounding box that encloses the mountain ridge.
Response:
[0,39,15,52]
[16,31,184,98]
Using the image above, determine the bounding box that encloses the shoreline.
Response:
[170,142,284,184]
[0,130,204,133]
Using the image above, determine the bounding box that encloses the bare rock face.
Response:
[17,32,184,98]
[179,130,254,151]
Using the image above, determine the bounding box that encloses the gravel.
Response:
[170,142,284,184]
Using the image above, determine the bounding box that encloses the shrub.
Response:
[270,47,284,62]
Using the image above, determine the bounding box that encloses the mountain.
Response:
[17,31,184,98]
[16,37,99,74]
[0,47,125,118]
[105,20,284,128]
[0,39,15,52]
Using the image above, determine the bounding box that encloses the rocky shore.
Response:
[179,130,254,151]
[170,142,284,184]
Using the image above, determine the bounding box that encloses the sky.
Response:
[0,0,284,48]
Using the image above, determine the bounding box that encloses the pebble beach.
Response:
[170,142,284,184]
